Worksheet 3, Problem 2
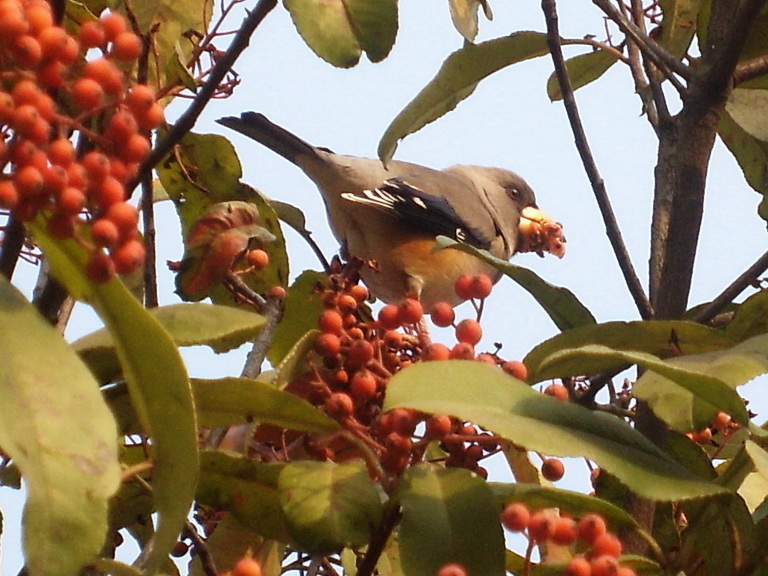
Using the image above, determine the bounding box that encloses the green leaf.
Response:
[29,223,198,575]
[272,329,321,390]
[717,109,768,223]
[197,451,290,542]
[538,344,750,425]
[268,271,327,366]
[278,460,383,554]
[525,320,737,380]
[488,483,639,529]
[658,0,699,58]
[192,377,339,432]
[436,237,595,331]
[727,289,768,341]
[634,333,768,429]
[399,464,504,576]
[378,32,550,164]
[384,361,726,500]
[0,277,120,576]
[546,49,619,101]
[284,0,397,67]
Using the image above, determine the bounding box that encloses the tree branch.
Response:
[693,249,768,324]
[541,0,653,319]
[127,0,279,193]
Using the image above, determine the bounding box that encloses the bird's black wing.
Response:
[340,178,491,249]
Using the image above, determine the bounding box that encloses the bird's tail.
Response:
[216,112,321,165]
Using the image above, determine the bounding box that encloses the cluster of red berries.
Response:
[0,0,164,281]
[686,411,738,445]
[282,273,532,477]
[502,505,635,576]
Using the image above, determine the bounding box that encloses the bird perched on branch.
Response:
[218,112,565,308]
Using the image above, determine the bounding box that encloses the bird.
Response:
[217,112,565,308]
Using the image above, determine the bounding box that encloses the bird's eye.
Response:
[508,187,520,198]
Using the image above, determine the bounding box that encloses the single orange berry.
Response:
[423,342,451,361]
[449,342,475,360]
[589,556,619,576]
[425,414,453,438]
[398,297,423,325]
[246,248,269,270]
[453,273,474,300]
[111,31,142,61]
[541,457,565,482]
[37,26,68,59]
[430,300,455,327]
[232,557,262,576]
[111,238,144,274]
[544,383,568,401]
[71,77,104,111]
[325,392,354,418]
[551,516,578,546]
[502,360,528,381]
[100,12,127,41]
[455,318,482,345]
[469,273,493,299]
[565,556,592,576]
[437,563,467,576]
[350,369,377,401]
[318,309,344,336]
[377,304,401,330]
[48,138,75,167]
[501,502,530,533]
[528,510,555,543]
[591,533,622,559]
[0,180,18,209]
[577,514,607,545]
[79,21,106,48]
[90,218,119,248]
[85,250,115,283]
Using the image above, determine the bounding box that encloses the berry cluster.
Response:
[283,272,533,478]
[502,505,635,576]
[0,1,164,281]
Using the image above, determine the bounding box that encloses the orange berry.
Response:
[469,273,493,299]
[528,510,555,543]
[712,411,731,432]
[566,556,592,576]
[455,318,482,345]
[58,35,80,64]
[110,238,144,274]
[616,567,636,576]
[314,333,341,358]
[11,103,40,136]
[318,309,343,336]
[90,217,119,248]
[0,179,18,208]
[544,383,568,401]
[36,60,65,88]
[0,91,14,121]
[423,342,450,361]
[689,428,713,444]
[94,176,125,207]
[84,57,122,95]
[82,151,111,182]
[501,502,530,532]
[551,516,578,546]
[25,2,52,34]
[11,35,42,67]
[119,133,150,163]
[124,84,155,113]
[577,514,607,545]
[449,342,475,360]
[502,360,528,381]
[105,201,138,234]
[589,556,619,576]
[325,392,353,418]
[232,557,262,576]
[349,284,369,303]
[0,5,28,39]
[350,369,377,401]
[111,31,142,61]
[591,533,622,558]
[48,138,75,167]
[100,11,126,41]
[57,186,85,215]
[11,79,40,106]
[378,304,401,330]
[347,338,374,367]
[14,165,43,196]
[246,248,269,270]
[66,162,88,189]
[541,457,565,481]
[430,300,455,327]
[79,21,105,48]
[425,414,452,438]
[104,109,138,143]
[454,273,473,300]
[33,92,56,121]
[398,297,423,324]
[37,26,67,59]
[437,563,467,576]
[71,77,104,111]
[86,249,115,283]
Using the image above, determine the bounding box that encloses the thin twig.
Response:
[128,0,279,193]
[622,0,659,130]
[355,502,402,576]
[734,54,768,85]
[0,215,25,280]
[693,250,768,324]
[541,0,654,320]
[183,521,218,576]
[592,0,690,92]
